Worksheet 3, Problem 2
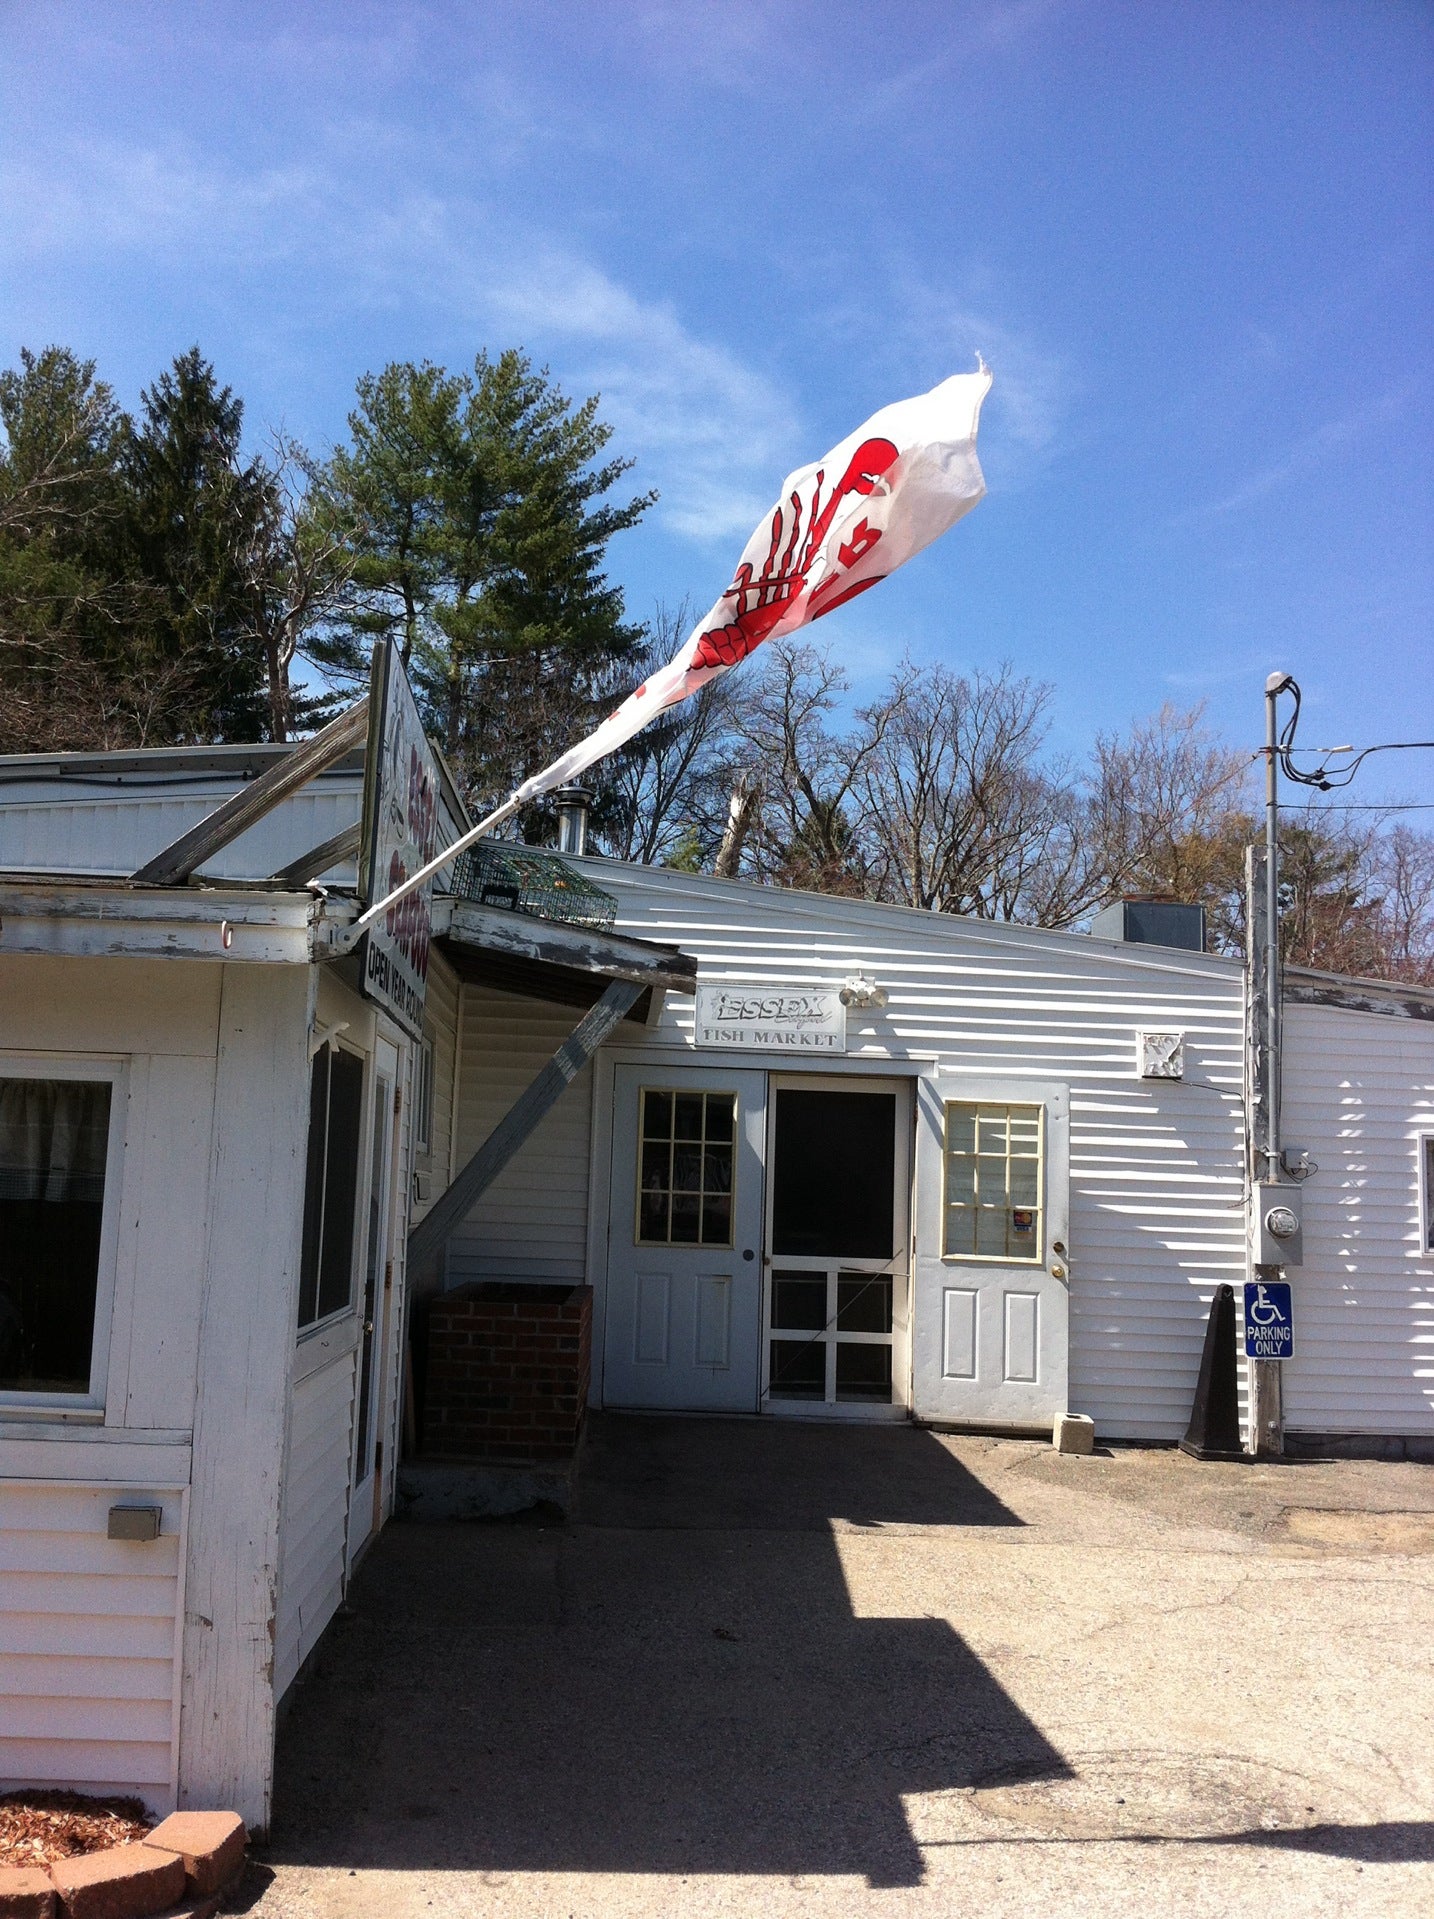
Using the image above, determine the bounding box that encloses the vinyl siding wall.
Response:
[0,1480,186,1806]
[0,957,221,1812]
[410,946,459,1231]
[1280,1002,1434,1436]
[273,1346,356,1697]
[446,986,596,1286]
[447,862,1249,1440]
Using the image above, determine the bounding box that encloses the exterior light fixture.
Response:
[839,974,888,1011]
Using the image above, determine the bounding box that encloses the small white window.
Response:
[942,1100,1045,1263]
[414,1037,435,1157]
[0,1062,125,1407]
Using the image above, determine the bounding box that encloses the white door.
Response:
[347,1035,399,1571]
[603,1064,767,1412]
[762,1076,911,1417]
[911,1075,1070,1429]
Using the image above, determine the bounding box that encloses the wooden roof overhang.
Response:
[432,894,698,1022]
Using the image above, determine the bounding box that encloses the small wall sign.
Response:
[1243,1279,1294,1360]
[694,983,847,1053]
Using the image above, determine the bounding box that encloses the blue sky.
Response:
[2,1,1430,806]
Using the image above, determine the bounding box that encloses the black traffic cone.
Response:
[1178,1283,1247,1461]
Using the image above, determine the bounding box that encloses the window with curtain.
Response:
[0,1077,113,1395]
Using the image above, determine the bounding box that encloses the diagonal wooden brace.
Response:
[130,698,370,885]
[408,976,641,1276]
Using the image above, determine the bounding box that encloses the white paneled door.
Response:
[603,1064,767,1412]
[911,1075,1071,1429]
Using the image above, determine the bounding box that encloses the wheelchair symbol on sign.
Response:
[1248,1283,1287,1327]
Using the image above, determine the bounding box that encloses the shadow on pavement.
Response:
[269,1415,1068,1888]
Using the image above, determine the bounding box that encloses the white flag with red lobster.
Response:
[512,363,993,806]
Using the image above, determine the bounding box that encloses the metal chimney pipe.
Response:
[553,785,593,856]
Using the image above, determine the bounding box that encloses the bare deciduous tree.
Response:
[857,659,1057,914]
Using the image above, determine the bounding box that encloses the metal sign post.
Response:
[1247,672,1296,1455]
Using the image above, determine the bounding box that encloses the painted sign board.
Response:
[1243,1279,1294,1361]
[358,642,441,1042]
[693,983,846,1053]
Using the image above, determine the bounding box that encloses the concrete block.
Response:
[47,1843,184,1919]
[142,1814,245,1896]
[0,1864,56,1918]
[1053,1413,1096,1455]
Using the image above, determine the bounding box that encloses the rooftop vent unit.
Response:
[1090,899,1207,953]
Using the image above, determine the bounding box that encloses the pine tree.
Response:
[320,350,653,809]
[120,346,272,741]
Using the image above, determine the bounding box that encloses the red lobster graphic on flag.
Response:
[688,436,899,672]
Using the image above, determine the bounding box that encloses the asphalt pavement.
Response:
[244,1413,1434,1919]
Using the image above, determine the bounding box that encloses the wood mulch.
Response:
[0,1789,150,1867]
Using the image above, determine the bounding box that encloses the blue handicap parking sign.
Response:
[1244,1280,1294,1360]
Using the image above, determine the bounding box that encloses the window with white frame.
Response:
[0,1067,122,1401]
[942,1099,1045,1262]
[414,1036,434,1157]
[1423,1134,1434,1254]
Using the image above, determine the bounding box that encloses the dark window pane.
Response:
[643,1090,672,1140]
[671,1144,703,1193]
[0,1078,111,1394]
[316,1050,364,1320]
[769,1339,825,1399]
[703,1096,734,1143]
[670,1194,701,1244]
[835,1343,892,1402]
[639,1188,669,1242]
[837,1274,892,1334]
[297,1050,330,1328]
[772,1273,828,1330]
[771,1090,895,1258]
[703,1145,732,1194]
[641,1140,670,1193]
[700,1196,731,1245]
[674,1094,704,1140]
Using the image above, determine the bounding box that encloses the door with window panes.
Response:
[763,1078,910,1415]
[604,1065,766,1412]
[911,1076,1070,1427]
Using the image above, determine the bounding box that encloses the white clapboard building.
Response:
[0,727,1430,1831]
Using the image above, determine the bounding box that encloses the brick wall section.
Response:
[423,1282,592,1462]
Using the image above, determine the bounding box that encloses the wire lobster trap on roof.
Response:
[451,841,617,931]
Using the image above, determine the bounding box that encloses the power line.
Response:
[1275,680,1434,790]
[1279,800,1434,813]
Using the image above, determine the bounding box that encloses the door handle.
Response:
[742,1249,755,1262]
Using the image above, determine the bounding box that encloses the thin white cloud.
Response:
[0,130,799,550]
[1193,380,1423,520]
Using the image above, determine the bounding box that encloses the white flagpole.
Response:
[349,790,523,936]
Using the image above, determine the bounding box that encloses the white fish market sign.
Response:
[359,643,441,1042]
[694,984,847,1053]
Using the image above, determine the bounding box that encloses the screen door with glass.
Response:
[763,1078,910,1415]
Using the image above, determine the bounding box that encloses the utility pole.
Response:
[1247,671,1293,1456]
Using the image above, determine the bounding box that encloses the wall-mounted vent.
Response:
[1090,899,1207,953]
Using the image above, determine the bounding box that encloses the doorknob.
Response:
[742,1249,755,1262]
